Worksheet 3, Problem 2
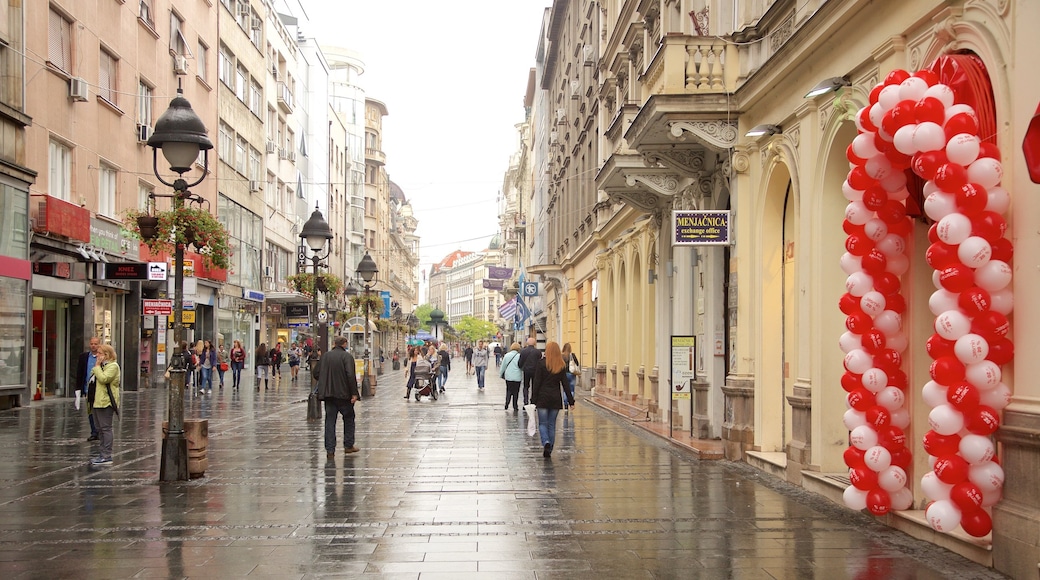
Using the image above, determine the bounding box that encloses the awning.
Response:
[265,291,310,303]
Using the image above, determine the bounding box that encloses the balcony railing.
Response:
[276,82,293,112]
[642,35,738,96]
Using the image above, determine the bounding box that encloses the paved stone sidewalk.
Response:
[0,362,1008,579]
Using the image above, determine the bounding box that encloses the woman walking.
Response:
[271,342,284,380]
[500,342,523,411]
[531,341,575,458]
[561,342,580,413]
[217,342,228,389]
[403,346,419,399]
[255,343,271,391]
[90,344,120,466]
[199,340,216,394]
[289,342,303,381]
[230,340,246,389]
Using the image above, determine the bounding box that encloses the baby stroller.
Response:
[413,357,438,401]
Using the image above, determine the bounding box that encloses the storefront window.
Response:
[0,278,28,388]
[0,184,29,260]
[218,193,262,289]
[32,296,68,395]
[94,292,124,351]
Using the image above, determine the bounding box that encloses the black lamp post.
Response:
[299,205,333,357]
[355,252,378,397]
[147,87,213,482]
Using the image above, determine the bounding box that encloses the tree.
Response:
[454,316,498,343]
[413,304,434,331]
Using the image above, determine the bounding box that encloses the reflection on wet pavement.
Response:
[0,368,1008,579]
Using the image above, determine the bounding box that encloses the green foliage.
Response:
[413,304,434,331]
[286,272,343,296]
[454,316,498,342]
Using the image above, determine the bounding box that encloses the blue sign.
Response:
[521,282,538,296]
[243,288,265,302]
[380,291,391,319]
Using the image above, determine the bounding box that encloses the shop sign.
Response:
[90,218,140,261]
[673,210,731,246]
[142,299,173,315]
[266,303,282,314]
[670,336,696,400]
[242,288,264,302]
[33,262,72,279]
[167,309,196,328]
[103,263,149,280]
[148,262,167,280]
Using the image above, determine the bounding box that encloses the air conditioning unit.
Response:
[288,151,296,163]
[238,4,251,18]
[249,180,261,192]
[278,148,288,159]
[265,140,276,154]
[69,77,89,102]
[137,124,152,143]
[251,16,262,30]
[173,55,189,75]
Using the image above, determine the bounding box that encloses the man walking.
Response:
[518,337,541,408]
[74,336,101,441]
[314,336,361,460]
[463,344,474,376]
[437,343,451,393]
[472,341,489,390]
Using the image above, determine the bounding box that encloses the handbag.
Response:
[568,355,579,375]
[219,362,229,371]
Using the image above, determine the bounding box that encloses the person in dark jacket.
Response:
[74,336,101,441]
[436,344,451,393]
[315,336,360,459]
[255,343,271,391]
[517,338,541,408]
[531,341,575,458]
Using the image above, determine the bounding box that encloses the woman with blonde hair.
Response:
[531,341,575,457]
[500,342,523,411]
[90,344,120,466]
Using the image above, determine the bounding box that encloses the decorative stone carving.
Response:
[669,121,738,150]
[770,15,794,52]
[608,190,663,213]
[783,125,800,149]
[625,173,680,196]
[731,150,750,174]
[643,149,706,175]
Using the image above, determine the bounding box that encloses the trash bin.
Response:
[162,419,208,478]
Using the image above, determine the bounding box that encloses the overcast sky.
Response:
[303,1,549,291]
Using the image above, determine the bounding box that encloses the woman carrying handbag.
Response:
[561,342,580,413]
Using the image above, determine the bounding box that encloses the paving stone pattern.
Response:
[0,365,1009,579]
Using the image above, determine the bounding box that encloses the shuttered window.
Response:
[48,9,72,73]
[99,49,117,104]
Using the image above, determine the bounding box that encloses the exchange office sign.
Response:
[673,210,731,245]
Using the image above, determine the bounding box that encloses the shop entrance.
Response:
[32,297,70,396]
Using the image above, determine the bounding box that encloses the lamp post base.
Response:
[160,434,189,481]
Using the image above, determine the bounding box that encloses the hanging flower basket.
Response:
[348,293,384,318]
[123,206,232,270]
[287,272,343,296]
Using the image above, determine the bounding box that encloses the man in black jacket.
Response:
[315,336,361,459]
[517,338,541,408]
[436,344,451,393]
[74,337,101,441]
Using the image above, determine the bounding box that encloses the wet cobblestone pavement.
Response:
[0,367,1009,579]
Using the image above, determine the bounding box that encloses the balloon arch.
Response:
[838,55,1012,538]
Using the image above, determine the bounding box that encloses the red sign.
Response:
[137,243,228,283]
[143,299,174,315]
[32,195,90,242]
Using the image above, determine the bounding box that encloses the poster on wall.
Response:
[670,336,696,400]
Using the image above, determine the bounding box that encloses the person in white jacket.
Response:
[499,342,523,411]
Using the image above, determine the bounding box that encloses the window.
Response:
[98,49,117,104]
[235,65,247,101]
[248,147,260,182]
[286,129,295,157]
[218,45,233,87]
[249,79,262,116]
[235,136,247,175]
[169,11,191,57]
[196,40,208,83]
[138,183,154,213]
[266,108,276,140]
[137,81,152,127]
[218,122,233,163]
[48,140,71,201]
[139,0,153,26]
[98,164,117,218]
[48,9,72,73]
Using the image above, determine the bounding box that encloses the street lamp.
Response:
[147,87,213,482]
[355,252,378,397]
[299,204,333,358]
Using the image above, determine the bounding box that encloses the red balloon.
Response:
[958,287,991,317]
[859,105,878,131]
[926,333,956,359]
[966,406,1000,435]
[972,311,1010,340]
[913,70,939,86]
[861,329,886,354]
[890,446,913,470]
[866,488,892,516]
[914,96,945,124]
[882,101,916,137]
[978,142,1001,161]
[913,150,948,181]
[880,426,907,451]
[841,371,863,392]
[884,294,907,314]
[960,508,993,538]
[934,454,970,484]
[848,166,874,191]
[947,381,981,413]
[927,223,940,243]
[887,217,912,237]
[850,466,878,491]
[844,445,867,468]
[971,211,1007,244]
[878,200,907,224]
[861,249,888,275]
[934,163,969,193]
[866,405,892,428]
[876,349,902,372]
[887,368,908,390]
[839,293,861,315]
[923,430,962,457]
[846,312,873,333]
[956,183,988,216]
[848,388,875,412]
[986,337,1014,365]
[843,219,865,236]
[930,356,965,385]
[874,272,900,295]
[945,112,980,139]
[990,238,1014,263]
[847,144,867,166]
[884,147,912,170]
[950,481,985,512]
[938,264,975,293]
[862,187,887,211]
[845,234,874,257]
[885,70,911,85]
[925,242,958,269]
[874,132,892,153]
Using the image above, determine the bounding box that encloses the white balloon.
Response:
[979,382,1012,410]
[855,106,871,132]
[878,85,903,111]
[878,465,908,492]
[921,470,954,501]
[936,213,972,245]
[931,270,944,290]
[925,84,956,108]
[845,201,872,225]
[981,487,1002,508]
[885,253,909,276]
[850,425,879,450]
[844,349,873,374]
[886,333,908,353]
[959,434,996,465]
[928,289,959,316]
[989,288,1014,316]
[922,380,949,408]
[846,271,874,297]
[865,155,893,180]
[945,133,981,166]
[968,461,1005,493]
[873,310,902,336]
[945,103,978,123]
[899,76,929,102]
[967,157,1004,189]
[934,310,971,341]
[985,186,1010,214]
[954,334,990,365]
[869,103,887,131]
[876,386,905,411]
[843,485,868,510]
[957,236,992,268]
[861,367,889,393]
[923,180,941,196]
[893,124,918,155]
[839,331,862,354]
[975,260,1012,293]
[853,131,881,159]
[863,219,889,241]
[913,122,947,152]
[926,499,962,533]
[860,291,886,317]
[842,179,865,201]
[928,404,965,436]
[843,408,868,430]
[840,252,863,276]
[891,487,914,510]
[890,407,911,429]
[966,361,1002,390]
[864,446,893,471]
[880,171,908,193]
[923,191,957,221]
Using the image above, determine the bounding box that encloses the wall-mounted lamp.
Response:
[745,124,781,138]
[804,76,851,98]
[76,244,92,260]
